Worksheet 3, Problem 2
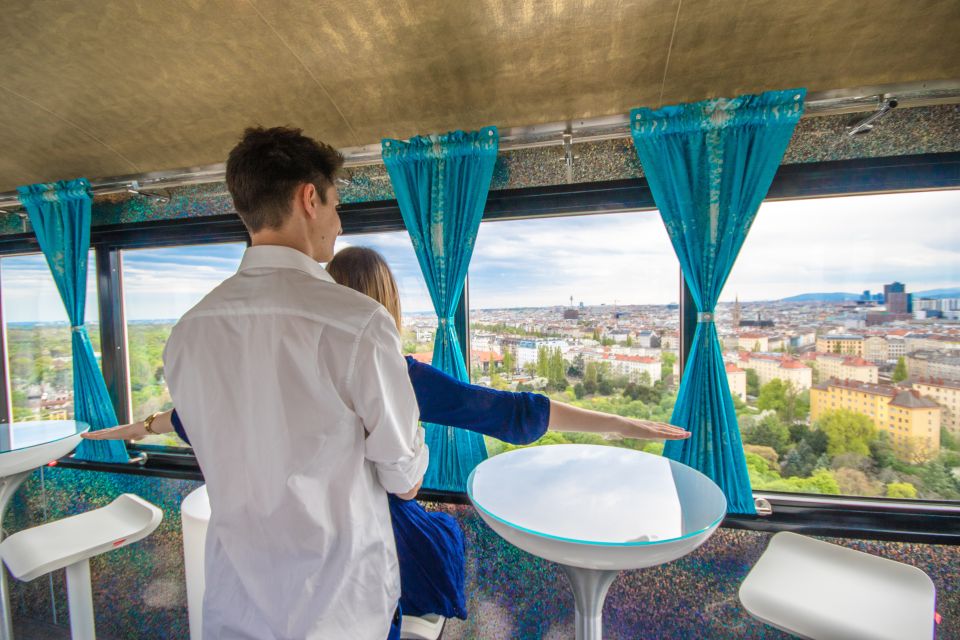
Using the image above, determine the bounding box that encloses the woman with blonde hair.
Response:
[85,246,688,629]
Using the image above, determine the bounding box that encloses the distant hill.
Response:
[780,292,861,302]
[780,287,960,302]
[914,287,960,299]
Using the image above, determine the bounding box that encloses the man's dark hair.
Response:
[225,126,344,233]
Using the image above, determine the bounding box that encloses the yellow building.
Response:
[737,333,769,352]
[912,377,960,437]
[808,353,879,384]
[725,362,747,402]
[815,335,864,356]
[739,352,812,391]
[810,380,940,462]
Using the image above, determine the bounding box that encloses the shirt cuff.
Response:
[375,428,429,495]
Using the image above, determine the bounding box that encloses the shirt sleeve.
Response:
[350,309,428,495]
[170,409,191,445]
[405,357,550,445]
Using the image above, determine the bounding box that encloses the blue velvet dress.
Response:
[171,356,550,622]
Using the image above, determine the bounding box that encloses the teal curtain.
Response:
[630,89,805,514]
[382,128,498,491]
[18,179,128,463]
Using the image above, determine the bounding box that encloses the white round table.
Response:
[467,444,727,640]
[0,420,89,640]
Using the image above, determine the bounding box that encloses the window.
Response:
[720,190,960,501]
[466,210,680,458]
[121,243,246,446]
[1,253,99,422]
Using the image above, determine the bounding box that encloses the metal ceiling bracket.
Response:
[562,130,575,184]
[847,97,899,136]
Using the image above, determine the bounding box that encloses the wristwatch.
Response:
[143,412,161,435]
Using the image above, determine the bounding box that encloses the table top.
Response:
[0,420,90,456]
[468,444,726,547]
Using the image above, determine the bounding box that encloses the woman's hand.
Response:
[548,401,690,440]
[81,409,176,441]
[80,421,149,441]
[612,417,690,441]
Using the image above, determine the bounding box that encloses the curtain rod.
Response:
[1,79,958,211]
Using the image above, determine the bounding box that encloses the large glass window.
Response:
[720,190,960,501]
[122,243,245,446]
[467,211,680,457]
[1,253,99,422]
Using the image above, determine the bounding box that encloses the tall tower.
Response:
[732,295,742,330]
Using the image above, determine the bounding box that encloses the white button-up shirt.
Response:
[164,245,427,639]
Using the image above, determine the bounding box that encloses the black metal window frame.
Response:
[0,151,958,543]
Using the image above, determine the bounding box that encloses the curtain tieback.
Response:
[438,317,455,328]
[697,312,714,323]
[71,325,85,333]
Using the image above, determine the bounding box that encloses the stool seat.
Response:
[1,493,162,582]
[739,532,936,640]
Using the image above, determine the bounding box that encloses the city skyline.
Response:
[3,189,959,321]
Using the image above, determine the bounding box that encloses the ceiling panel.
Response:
[0,0,956,193]
[661,0,960,105]
[249,0,678,142]
[0,1,356,191]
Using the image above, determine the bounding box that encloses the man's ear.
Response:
[300,183,319,220]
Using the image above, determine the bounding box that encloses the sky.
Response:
[3,189,959,322]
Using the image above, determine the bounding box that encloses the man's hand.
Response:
[394,479,422,501]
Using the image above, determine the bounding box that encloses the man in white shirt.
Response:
[163,126,428,639]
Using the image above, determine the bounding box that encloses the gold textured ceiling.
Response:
[1,0,958,192]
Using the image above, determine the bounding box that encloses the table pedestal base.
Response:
[560,565,619,640]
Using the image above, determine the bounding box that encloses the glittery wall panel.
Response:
[5,468,201,640]
[7,478,958,639]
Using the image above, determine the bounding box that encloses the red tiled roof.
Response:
[841,357,875,367]
[612,354,658,363]
[471,350,503,363]
[409,352,432,364]
[779,359,808,369]
[725,362,744,373]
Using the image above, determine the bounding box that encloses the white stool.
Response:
[0,493,162,640]
[181,484,446,640]
[739,531,936,640]
[180,484,210,640]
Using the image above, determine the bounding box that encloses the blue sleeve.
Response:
[405,356,550,445]
[170,409,191,445]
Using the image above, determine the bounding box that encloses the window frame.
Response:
[0,151,957,543]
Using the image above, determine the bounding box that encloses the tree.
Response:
[745,369,759,397]
[742,413,790,455]
[638,371,652,387]
[892,356,908,383]
[661,352,676,382]
[573,383,586,399]
[815,409,878,457]
[780,442,818,478]
[501,349,515,375]
[757,379,808,424]
[834,468,883,497]
[583,362,599,395]
[537,346,550,378]
[625,335,633,347]
[752,341,761,352]
[886,482,917,499]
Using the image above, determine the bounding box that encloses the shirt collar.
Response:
[238,245,335,283]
